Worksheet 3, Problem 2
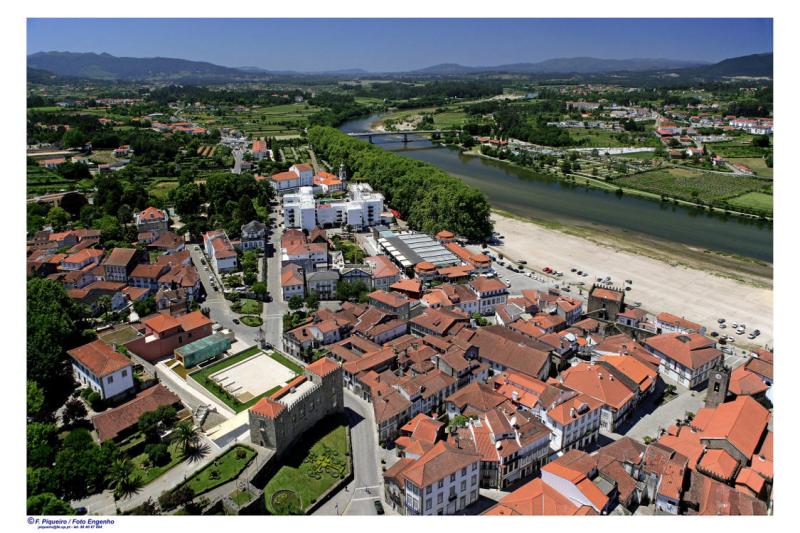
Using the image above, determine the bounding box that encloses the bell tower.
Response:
[705,363,730,408]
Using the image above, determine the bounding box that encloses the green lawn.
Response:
[711,142,771,159]
[240,315,263,327]
[190,347,300,412]
[262,417,350,514]
[269,351,304,375]
[131,441,185,485]
[726,192,773,214]
[615,167,771,204]
[232,298,262,315]
[182,445,257,496]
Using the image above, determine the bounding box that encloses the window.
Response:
[437,493,443,504]
[471,475,477,485]
[450,473,456,482]
[472,462,478,471]
[461,480,466,491]
[107,375,113,384]
[438,479,444,489]
[121,369,127,377]
[461,467,467,476]
[426,486,432,495]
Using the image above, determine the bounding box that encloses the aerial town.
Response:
[24,17,774,520]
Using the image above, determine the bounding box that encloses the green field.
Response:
[262,416,350,514]
[182,102,315,137]
[726,192,773,213]
[615,167,771,204]
[711,141,771,159]
[182,445,256,496]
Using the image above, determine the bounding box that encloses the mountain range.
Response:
[27,51,773,82]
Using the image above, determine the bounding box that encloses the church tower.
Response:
[705,363,730,408]
[338,162,347,182]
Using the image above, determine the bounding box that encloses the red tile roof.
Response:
[68,340,131,377]
[306,357,339,378]
[92,385,179,441]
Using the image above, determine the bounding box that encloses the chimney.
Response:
[570,407,577,419]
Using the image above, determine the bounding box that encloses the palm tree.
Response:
[175,421,200,456]
[108,458,142,500]
[115,473,143,501]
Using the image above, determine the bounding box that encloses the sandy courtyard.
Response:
[489,213,773,348]
[210,352,297,402]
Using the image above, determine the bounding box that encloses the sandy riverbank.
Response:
[488,211,773,348]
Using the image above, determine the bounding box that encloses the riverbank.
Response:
[489,210,773,346]
[461,148,773,222]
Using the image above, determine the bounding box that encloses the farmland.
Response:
[727,191,774,213]
[180,102,316,138]
[614,166,772,206]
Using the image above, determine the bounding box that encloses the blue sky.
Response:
[27,19,773,72]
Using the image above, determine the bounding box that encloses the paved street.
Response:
[613,385,705,443]
[263,209,288,351]
[314,390,384,516]
[188,245,262,346]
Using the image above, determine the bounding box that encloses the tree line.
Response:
[307,127,493,241]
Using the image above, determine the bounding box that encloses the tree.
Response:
[175,421,200,456]
[134,296,157,317]
[27,493,74,515]
[251,281,267,299]
[145,443,171,467]
[46,207,71,231]
[288,295,305,311]
[62,128,88,149]
[108,458,143,500]
[27,422,59,469]
[61,399,88,427]
[752,134,771,148]
[28,278,90,402]
[304,291,320,311]
[27,380,45,418]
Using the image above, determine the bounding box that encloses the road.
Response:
[188,245,262,345]
[232,149,243,174]
[261,207,288,351]
[314,390,384,516]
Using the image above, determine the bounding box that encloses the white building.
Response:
[67,340,134,401]
[240,220,267,251]
[270,163,315,193]
[203,230,238,273]
[283,184,384,231]
[388,441,481,515]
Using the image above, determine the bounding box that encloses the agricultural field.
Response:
[614,166,771,205]
[565,128,658,148]
[710,141,771,159]
[182,102,315,138]
[726,191,774,213]
[149,179,179,200]
[196,144,217,158]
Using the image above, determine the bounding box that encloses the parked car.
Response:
[232,318,240,324]
[543,267,552,273]
[624,286,631,291]
[577,270,583,275]
[718,318,725,323]
[720,323,727,329]
[374,500,385,515]
[625,279,633,284]
[73,507,88,516]
[748,333,757,340]
[710,331,719,337]
[570,268,577,272]
[518,260,527,265]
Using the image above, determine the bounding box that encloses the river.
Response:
[339,115,773,263]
